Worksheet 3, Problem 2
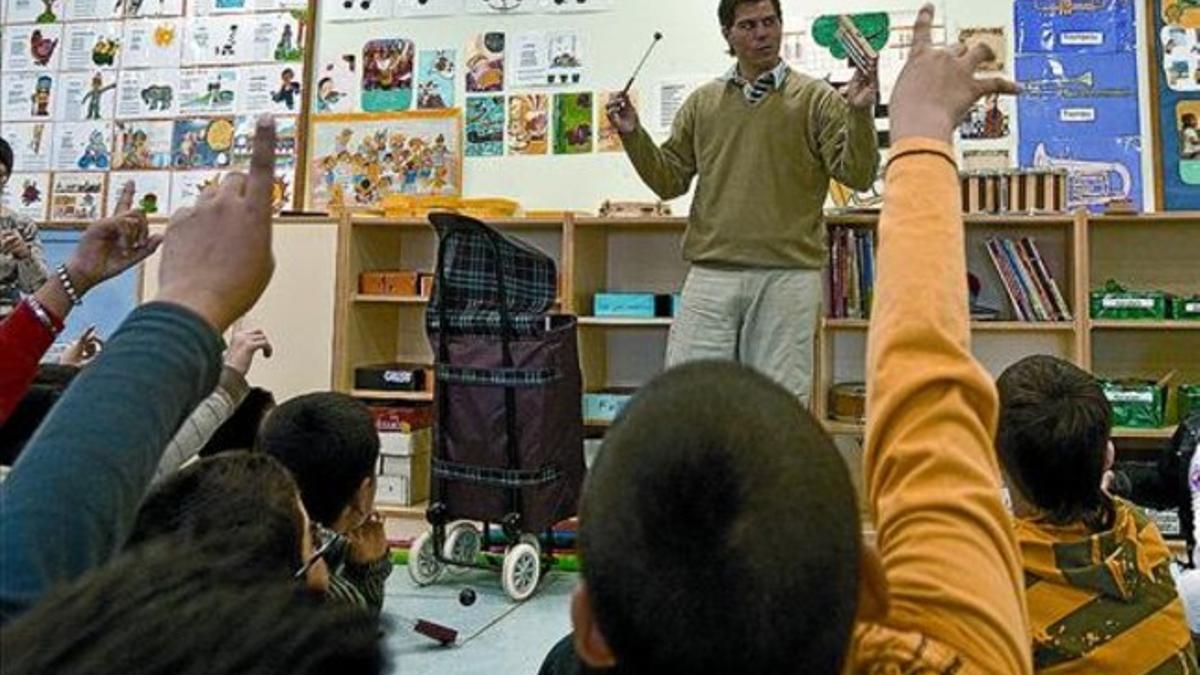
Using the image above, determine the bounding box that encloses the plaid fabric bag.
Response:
[425,213,583,533]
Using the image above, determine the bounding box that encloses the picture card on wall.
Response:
[114,119,174,169]
[3,24,64,72]
[116,69,180,118]
[465,95,505,157]
[119,0,185,17]
[507,93,548,155]
[511,32,549,88]
[321,0,390,22]
[5,0,63,24]
[546,30,584,85]
[0,123,55,172]
[63,22,124,71]
[171,117,237,169]
[362,39,415,111]
[171,170,224,210]
[1016,53,1140,138]
[185,16,251,66]
[395,0,465,17]
[417,49,456,109]
[122,18,184,70]
[1014,0,1135,54]
[1021,135,1142,212]
[53,122,114,172]
[1161,24,1200,92]
[50,173,107,221]
[2,74,57,123]
[313,53,360,114]
[66,0,123,21]
[252,12,305,64]
[239,64,304,114]
[465,0,536,14]
[466,32,505,93]
[105,171,171,215]
[56,71,118,122]
[597,90,636,152]
[958,94,1010,141]
[178,68,240,115]
[552,92,592,155]
[958,27,1006,72]
[1,173,51,221]
[232,115,297,168]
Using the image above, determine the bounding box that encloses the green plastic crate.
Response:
[1170,296,1200,321]
[1102,380,1167,429]
[1090,291,1169,320]
[1181,384,1200,421]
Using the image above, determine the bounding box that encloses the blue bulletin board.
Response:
[1148,0,1200,209]
[1014,0,1136,54]
[39,229,141,354]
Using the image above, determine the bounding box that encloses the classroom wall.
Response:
[312,0,1158,212]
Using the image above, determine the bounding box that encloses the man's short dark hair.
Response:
[0,365,81,466]
[0,536,384,675]
[580,361,861,674]
[260,393,380,525]
[199,387,276,457]
[0,136,14,175]
[718,0,782,30]
[996,355,1114,530]
[128,452,305,574]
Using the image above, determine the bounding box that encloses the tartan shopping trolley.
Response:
[406,212,585,602]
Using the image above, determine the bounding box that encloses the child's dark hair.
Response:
[997,355,1115,531]
[260,393,380,525]
[580,361,861,674]
[199,387,276,457]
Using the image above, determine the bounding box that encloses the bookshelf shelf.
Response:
[578,317,674,327]
[823,319,1076,332]
[354,294,429,304]
[349,389,434,402]
[1111,426,1178,440]
[376,501,429,521]
[1090,320,1200,331]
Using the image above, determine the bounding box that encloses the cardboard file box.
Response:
[376,427,432,506]
[359,270,420,296]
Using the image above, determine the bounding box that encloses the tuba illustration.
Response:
[1032,143,1132,208]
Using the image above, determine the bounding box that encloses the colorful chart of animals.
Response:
[0,0,311,219]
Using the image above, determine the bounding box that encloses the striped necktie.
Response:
[744,71,776,105]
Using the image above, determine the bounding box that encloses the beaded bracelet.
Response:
[56,264,83,306]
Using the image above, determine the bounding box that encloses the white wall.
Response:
[313,0,1159,212]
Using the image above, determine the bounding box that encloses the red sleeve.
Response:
[0,301,62,425]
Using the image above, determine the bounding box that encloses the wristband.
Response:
[56,264,83,306]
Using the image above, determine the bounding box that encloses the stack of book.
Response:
[984,237,1072,322]
[828,227,876,319]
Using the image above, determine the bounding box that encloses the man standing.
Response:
[606,0,879,404]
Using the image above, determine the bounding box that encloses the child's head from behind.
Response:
[997,355,1113,528]
[573,361,862,674]
[260,392,380,531]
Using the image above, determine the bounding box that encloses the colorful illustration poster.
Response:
[395,0,464,16]
[5,0,63,24]
[313,52,359,114]
[184,15,249,66]
[1022,136,1142,212]
[118,0,185,17]
[597,90,636,152]
[552,92,592,155]
[546,30,584,85]
[239,64,303,114]
[1153,0,1200,208]
[53,122,114,172]
[0,123,55,172]
[1014,0,1135,54]
[121,18,184,69]
[465,95,505,157]
[114,119,173,169]
[232,115,296,168]
[466,32,505,93]
[362,39,415,111]
[252,11,304,63]
[178,68,239,114]
[171,116,236,169]
[3,24,64,72]
[1,74,57,122]
[507,93,548,155]
[56,71,118,122]
[1,173,51,221]
[50,172,106,220]
[105,170,171,215]
[959,94,1011,140]
[1016,53,1139,138]
[417,49,456,109]
[63,22,124,71]
[116,69,179,118]
[170,170,224,210]
[306,111,463,211]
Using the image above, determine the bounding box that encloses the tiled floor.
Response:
[383,564,575,674]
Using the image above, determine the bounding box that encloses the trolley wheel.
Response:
[442,521,483,574]
[407,531,444,586]
[518,533,542,556]
[502,542,541,602]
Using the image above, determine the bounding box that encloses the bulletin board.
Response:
[1146,0,1200,210]
[0,0,314,223]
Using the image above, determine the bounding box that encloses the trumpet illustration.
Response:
[1021,58,1133,98]
[1033,143,1132,208]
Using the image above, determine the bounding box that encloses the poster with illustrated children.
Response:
[465,96,505,157]
[50,172,107,220]
[121,18,184,69]
[114,120,173,169]
[306,111,463,211]
[5,0,63,24]
[184,16,250,66]
[313,53,359,114]
[53,122,114,172]
[3,25,64,72]
[56,71,118,122]
[597,90,636,152]
[417,49,456,110]
[63,22,124,71]
[1,173,52,221]
[466,32,505,93]
[65,0,123,21]
[117,0,185,18]
[1,74,57,122]
[251,11,305,63]
[239,65,303,114]
[170,170,224,209]
[362,39,415,112]
[104,171,171,215]
[178,68,239,114]
[232,115,296,169]
[506,93,548,155]
[0,122,55,172]
[552,91,592,154]
[116,69,179,118]
[171,117,236,169]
